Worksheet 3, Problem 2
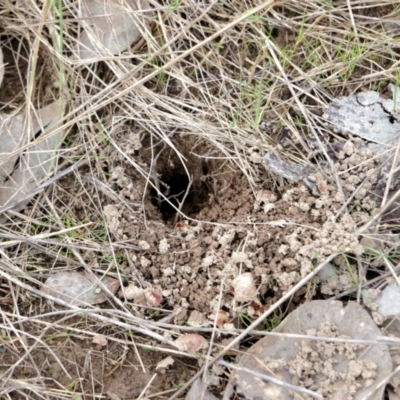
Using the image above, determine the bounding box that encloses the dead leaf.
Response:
[0,99,65,219]
[92,334,107,346]
[225,300,392,400]
[76,0,152,61]
[155,356,174,372]
[41,271,120,306]
[0,113,27,182]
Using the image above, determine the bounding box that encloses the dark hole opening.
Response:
[150,169,211,222]
[150,174,191,221]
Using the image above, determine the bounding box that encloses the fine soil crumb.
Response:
[31,133,386,398]
[266,322,377,400]
[92,137,381,321]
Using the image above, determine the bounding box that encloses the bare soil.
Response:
[4,134,383,398]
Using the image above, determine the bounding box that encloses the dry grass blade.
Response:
[0,45,4,85]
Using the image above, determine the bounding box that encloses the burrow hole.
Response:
[149,144,213,222]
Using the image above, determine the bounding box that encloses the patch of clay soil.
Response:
[18,127,386,397]
[94,131,381,323]
[291,322,377,399]
[0,327,197,399]
[44,127,383,319]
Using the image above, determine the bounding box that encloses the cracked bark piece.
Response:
[324,84,400,151]
[224,300,392,400]
[264,152,317,192]
[320,84,400,222]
